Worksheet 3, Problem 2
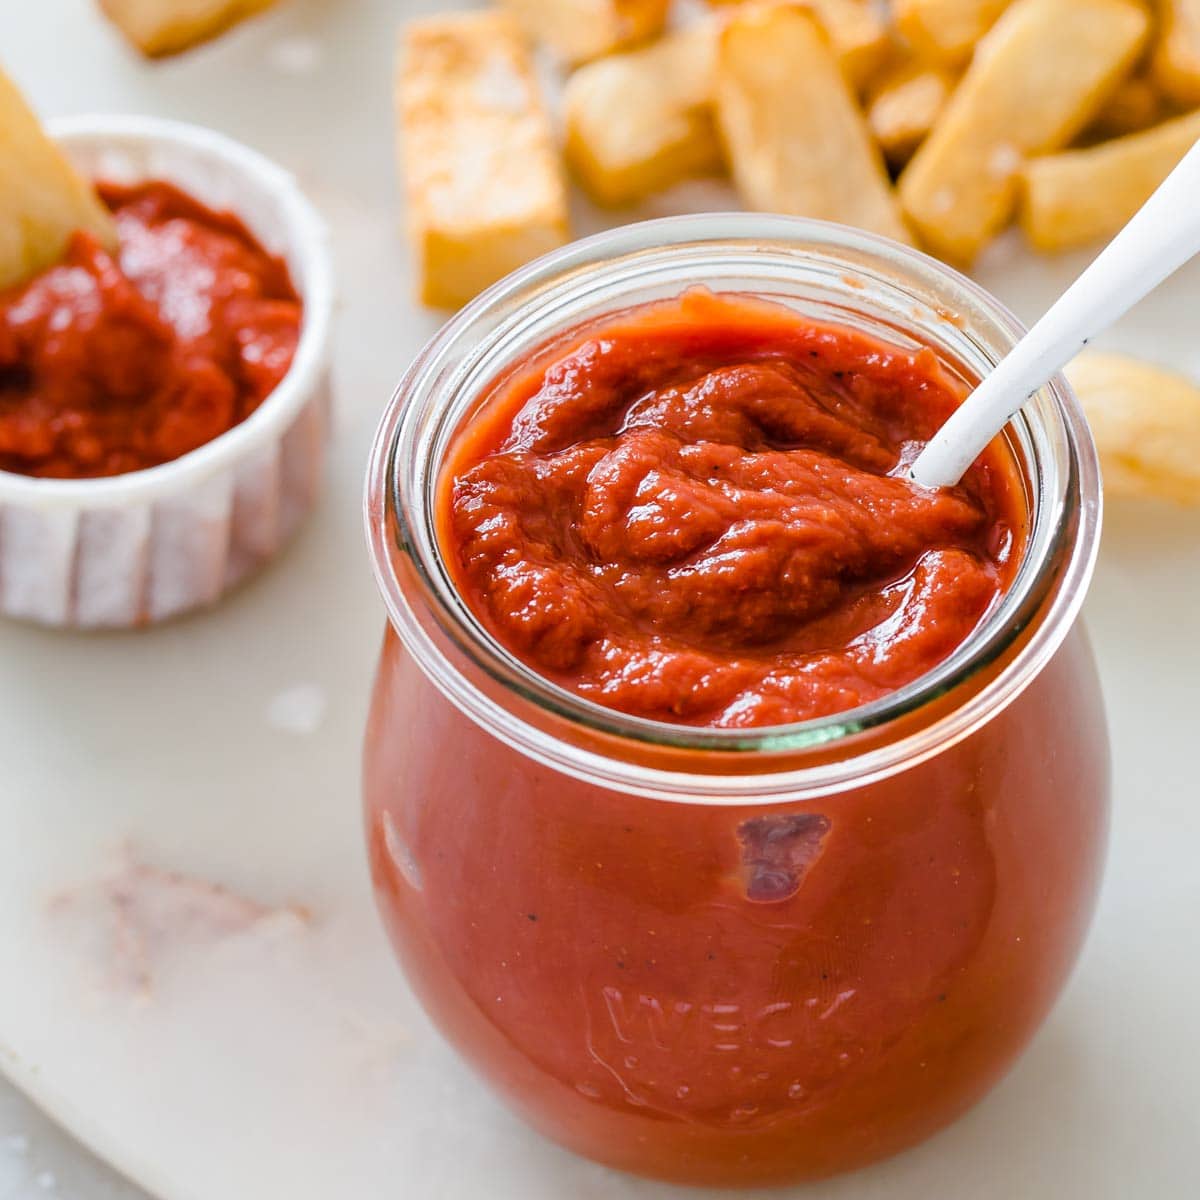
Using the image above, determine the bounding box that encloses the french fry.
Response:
[705,0,892,91]
[892,0,1013,64]
[806,0,892,91]
[1087,74,1167,139]
[1152,0,1200,106]
[564,23,723,206]
[898,0,1149,263]
[1020,110,1200,251]
[1066,352,1200,504]
[498,0,669,64]
[397,12,570,309]
[98,0,276,58]
[714,4,911,243]
[867,61,956,167]
[0,68,116,291]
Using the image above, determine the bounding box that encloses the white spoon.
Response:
[909,137,1200,489]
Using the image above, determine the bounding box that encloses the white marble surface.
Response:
[2,2,1199,1198]
[1,1081,146,1200]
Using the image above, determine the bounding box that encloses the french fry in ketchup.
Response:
[0,67,116,291]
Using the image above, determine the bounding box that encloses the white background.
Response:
[2,2,1199,1198]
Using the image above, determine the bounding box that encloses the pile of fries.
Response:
[86,0,1200,507]
[394,0,1200,307]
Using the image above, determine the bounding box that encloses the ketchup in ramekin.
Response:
[0,180,301,480]
[363,216,1108,1185]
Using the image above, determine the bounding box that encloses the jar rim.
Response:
[364,214,1102,803]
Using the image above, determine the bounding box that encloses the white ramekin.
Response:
[0,115,334,629]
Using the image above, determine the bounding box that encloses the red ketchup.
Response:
[0,180,301,479]
[439,288,1023,727]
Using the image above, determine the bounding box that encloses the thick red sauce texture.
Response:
[440,290,1025,728]
[0,180,301,478]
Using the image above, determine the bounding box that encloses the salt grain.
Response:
[930,188,954,214]
[266,684,327,735]
[988,143,1021,178]
[267,37,322,75]
[473,54,526,114]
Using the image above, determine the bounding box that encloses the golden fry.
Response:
[0,68,116,291]
[1152,0,1200,106]
[1087,75,1167,139]
[1066,351,1200,504]
[705,0,892,90]
[715,4,911,243]
[564,23,723,206]
[397,12,570,309]
[498,0,669,64]
[867,61,956,167]
[806,0,892,91]
[893,0,1013,63]
[1021,110,1200,251]
[898,0,1149,263]
[98,0,276,58]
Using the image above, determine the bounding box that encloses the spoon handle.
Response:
[910,137,1200,489]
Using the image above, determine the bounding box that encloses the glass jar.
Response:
[363,215,1108,1186]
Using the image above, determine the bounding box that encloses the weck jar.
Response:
[362,215,1109,1186]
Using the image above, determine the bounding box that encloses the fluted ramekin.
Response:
[0,115,334,628]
